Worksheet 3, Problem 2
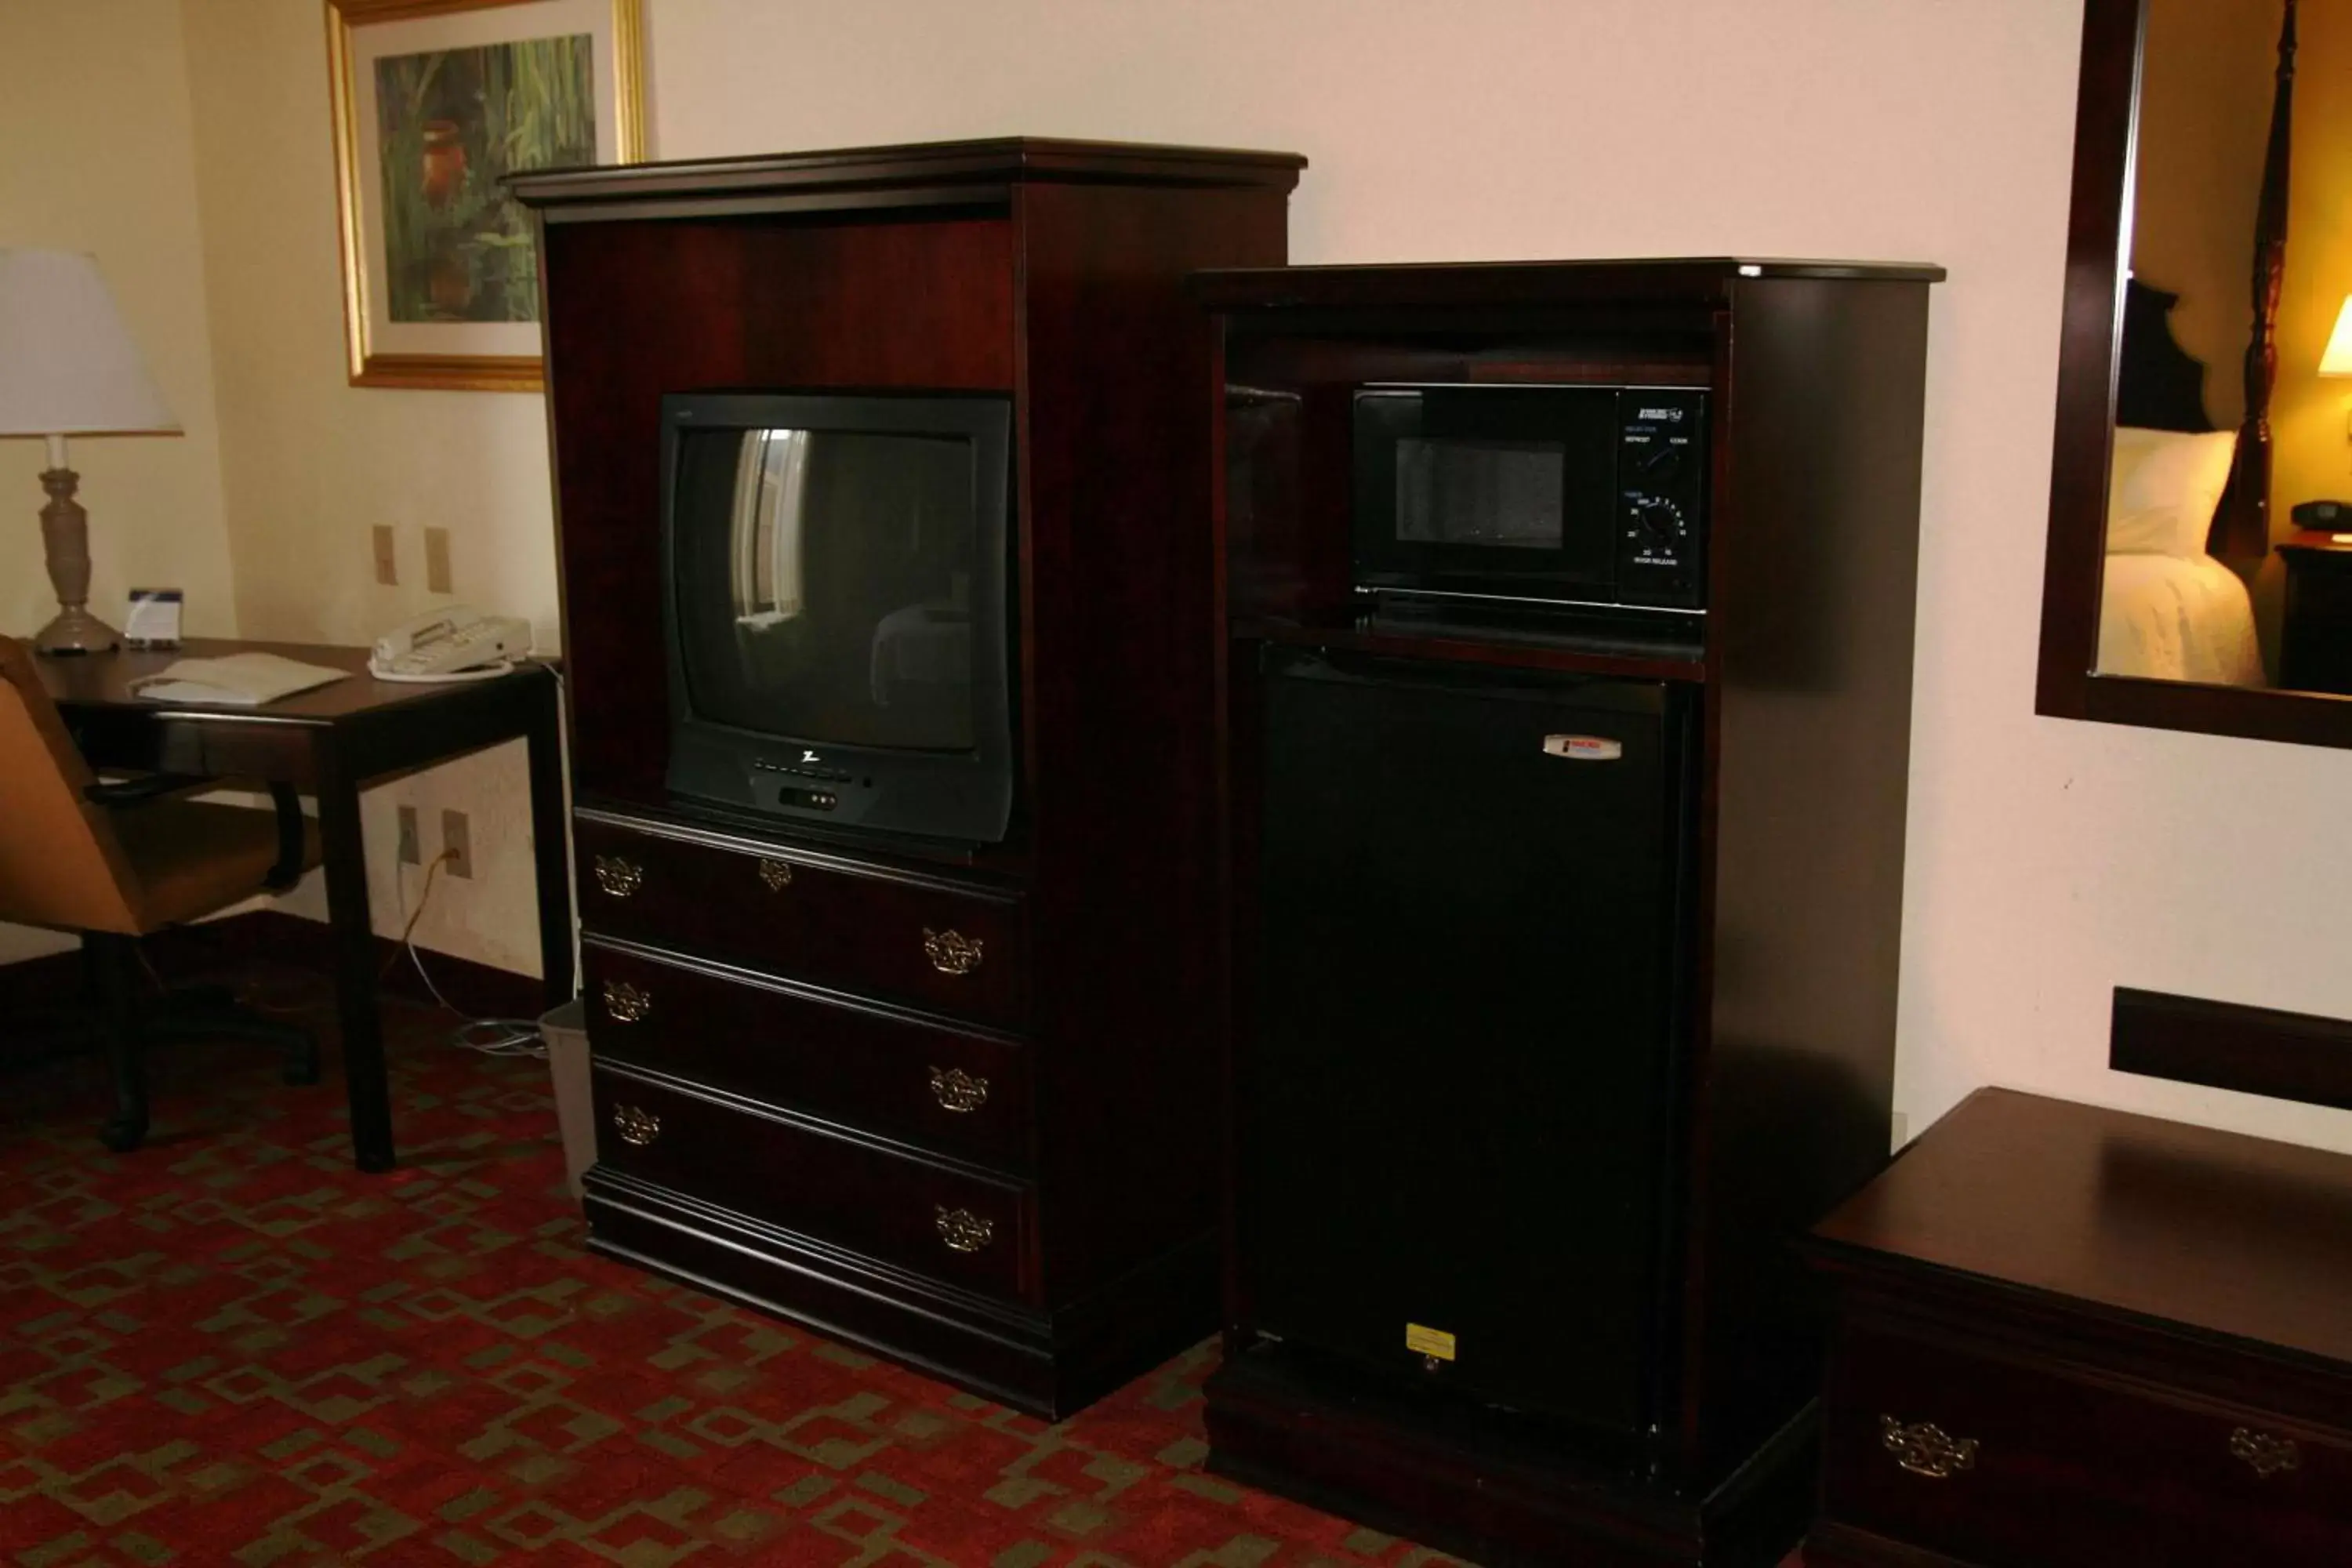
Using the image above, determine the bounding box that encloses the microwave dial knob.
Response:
[1638,441,1686,481]
[1635,499,1686,543]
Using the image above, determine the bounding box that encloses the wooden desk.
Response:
[37,638,575,1171]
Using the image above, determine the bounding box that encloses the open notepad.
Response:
[129,652,352,707]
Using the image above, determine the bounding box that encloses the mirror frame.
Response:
[2036,0,2352,748]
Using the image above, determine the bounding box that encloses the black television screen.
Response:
[672,426,979,753]
[660,392,1016,844]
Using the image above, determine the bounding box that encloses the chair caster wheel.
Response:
[100,1116,148,1152]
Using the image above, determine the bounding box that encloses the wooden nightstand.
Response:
[2278,530,2352,694]
[1801,1090,2352,1567]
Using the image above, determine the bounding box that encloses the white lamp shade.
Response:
[0,249,178,437]
[2323,295,2352,379]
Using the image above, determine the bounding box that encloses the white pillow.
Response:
[2107,426,2237,556]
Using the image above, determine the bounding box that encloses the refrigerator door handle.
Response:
[1542,735,1625,761]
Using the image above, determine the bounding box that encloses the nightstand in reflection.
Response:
[2278,529,2352,695]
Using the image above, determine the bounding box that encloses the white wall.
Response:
[50,0,2344,1153]
[649,0,2352,1154]
[0,0,241,965]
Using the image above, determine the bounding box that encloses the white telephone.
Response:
[369,606,533,682]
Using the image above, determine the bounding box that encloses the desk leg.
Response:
[317,751,395,1172]
[525,677,575,1008]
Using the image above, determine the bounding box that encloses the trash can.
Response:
[539,999,596,1204]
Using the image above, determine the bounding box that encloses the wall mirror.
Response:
[2039,0,2352,747]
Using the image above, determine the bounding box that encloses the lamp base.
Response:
[32,463,119,656]
[33,604,120,657]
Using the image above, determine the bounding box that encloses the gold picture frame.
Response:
[326,0,644,391]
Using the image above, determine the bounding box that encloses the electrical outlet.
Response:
[372,524,397,586]
[441,808,472,879]
[423,527,452,594]
[396,804,420,866]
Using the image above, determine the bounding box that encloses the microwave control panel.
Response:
[1613,390,1708,609]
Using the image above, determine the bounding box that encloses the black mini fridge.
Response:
[1244,647,1695,1442]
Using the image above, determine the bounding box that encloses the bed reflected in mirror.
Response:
[2096,0,2352,696]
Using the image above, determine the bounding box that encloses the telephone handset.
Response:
[369,605,533,682]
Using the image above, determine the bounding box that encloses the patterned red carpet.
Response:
[0,967,1467,1567]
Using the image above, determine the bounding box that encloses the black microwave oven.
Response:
[1352,384,1708,612]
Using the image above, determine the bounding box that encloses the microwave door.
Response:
[1352,387,1621,601]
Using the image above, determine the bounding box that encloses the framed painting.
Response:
[327,0,644,391]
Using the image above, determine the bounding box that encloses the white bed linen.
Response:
[2096,553,2263,685]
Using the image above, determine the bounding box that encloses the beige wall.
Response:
[14,0,2352,1156]
[182,0,558,975]
[0,0,241,965]
[2129,0,2281,430]
[2271,0,2352,524]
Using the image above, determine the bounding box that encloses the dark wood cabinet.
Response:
[514,139,1302,1418]
[1199,259,1943,1567]
[1803,1088,2352,1568]
[2278,532,2352,695]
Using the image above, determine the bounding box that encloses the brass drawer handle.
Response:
[923,927,984,976]
[929,1065,989,1113]
[757,857,793,891]
[2230,1428,2301,1479]
[612,1105,660,1146]
[1882,1416,1978,1479]
[592,855,642,898]
[935,1206,994,1254]
[602,979,652,1023]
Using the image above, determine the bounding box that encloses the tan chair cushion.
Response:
[0,635,318,935]
[0,639,140,933]
[110,800,323,930]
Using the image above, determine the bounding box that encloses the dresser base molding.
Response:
[1803,1521,1982,1567]
[1203,1345,1814,1568]
[583,1171,1217,1420]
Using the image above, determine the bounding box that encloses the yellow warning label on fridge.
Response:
[1404,1323,1457,1361]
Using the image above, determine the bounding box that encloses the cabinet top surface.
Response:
[1193,257,1947,313]
[510,136,1307,208]
[1809,1087,2352,1367]
[2280,529,2352,557]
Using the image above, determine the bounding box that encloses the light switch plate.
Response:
[441,809,472,880]
[423,527,452,594]
[396,804,420,866]
[372,524,397,586]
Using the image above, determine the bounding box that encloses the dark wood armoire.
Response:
[512,139,1301,1418]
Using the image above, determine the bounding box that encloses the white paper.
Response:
[130,652,350,707]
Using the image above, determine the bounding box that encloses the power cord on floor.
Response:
[394,844,548,1060]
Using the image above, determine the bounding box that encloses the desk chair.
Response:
[0,635,321,1151]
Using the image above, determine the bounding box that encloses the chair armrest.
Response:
[83,772,219,807]
[262,783,307,893]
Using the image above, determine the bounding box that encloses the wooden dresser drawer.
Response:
[582,941,1031,1171]
[1824,1322,2352,1567]
[575,815,1026,1026]
[591,1065,1036,1302]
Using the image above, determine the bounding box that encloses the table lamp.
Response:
[0,249,180,655]
[2322,293,2352,457]
[2325,295,2352,377]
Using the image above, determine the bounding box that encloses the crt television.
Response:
[659,390,1017,844]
